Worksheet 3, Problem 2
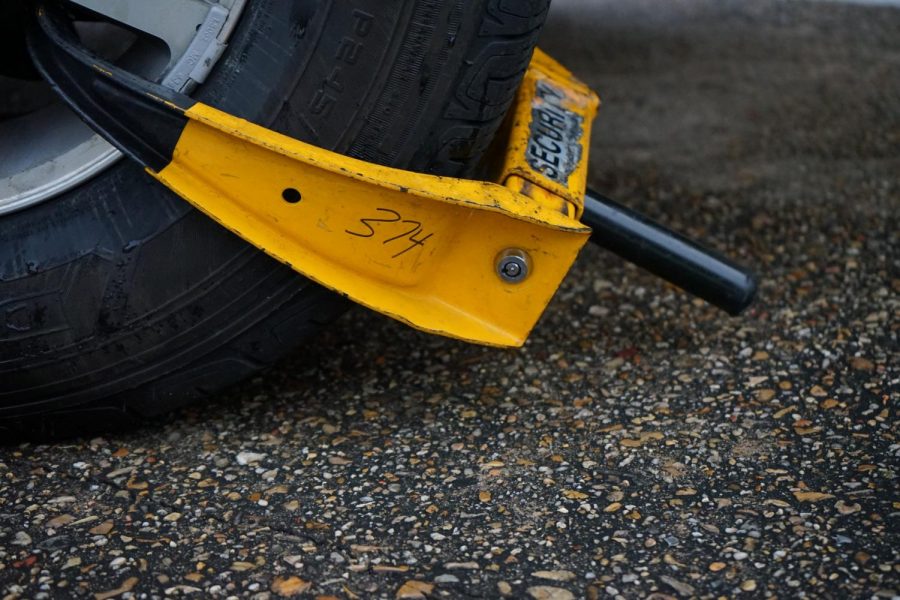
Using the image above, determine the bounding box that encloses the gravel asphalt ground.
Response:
[2,1,898,598]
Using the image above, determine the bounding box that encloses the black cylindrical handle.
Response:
[582,190,758,315]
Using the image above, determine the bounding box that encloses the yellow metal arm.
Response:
[33,0,758,342]
[30,4,600,347]
[155,51,599,347]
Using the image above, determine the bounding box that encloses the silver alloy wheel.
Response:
[0,0,246,215]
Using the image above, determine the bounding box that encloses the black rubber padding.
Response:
[27,14,193,173]
[0,0,551,440]
[27,1,201,172]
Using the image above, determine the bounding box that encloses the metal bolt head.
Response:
[496,249,531,283]
[503,261,522,278]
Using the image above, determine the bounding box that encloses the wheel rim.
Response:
[0,0,247,216]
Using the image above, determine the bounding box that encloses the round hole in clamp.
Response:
[282,187,302,203]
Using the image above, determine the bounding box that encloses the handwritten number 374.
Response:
[345,208,434,258]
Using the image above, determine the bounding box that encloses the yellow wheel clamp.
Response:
[29,3,758,348]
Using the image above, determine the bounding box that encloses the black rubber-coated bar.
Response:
[28,2,194,172]
[582,189,758,315]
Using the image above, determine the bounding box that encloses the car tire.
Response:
[0,0,551,438]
